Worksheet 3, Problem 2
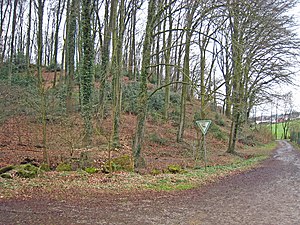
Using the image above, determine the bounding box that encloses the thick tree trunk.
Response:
[227,0,243,154]
[111,0,125,147]
[132,0,156,170]
[81,0,94,146]
[36,0,49,165]
[66,0,77,113]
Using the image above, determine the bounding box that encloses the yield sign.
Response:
[195,120,211,135]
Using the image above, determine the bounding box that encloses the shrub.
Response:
[215,113,225,126]
[170,92,181,105]
[46,63,61,72]
[193,111,202,122]
[11,74,37,87]
[12,52,27,73]
[150,168,161,176]
[40,163,51,172]
[103,154,134,173]
[122,82,139,114]
[148,90,164,113]
[169,106,180,123]
[210,123,228,141]
[84,167,99,174]
[238,135,256,146]
[16,164,39,178]
[149,133,167,145]
[250,126,273,145]
[0,63,9,79]
[56,163,72,172]
[149,111,164,124]
[167,164,183,174]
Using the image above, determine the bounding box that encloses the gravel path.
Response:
[1,140,300,224]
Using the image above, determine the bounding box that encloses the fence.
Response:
[290,131,300,145]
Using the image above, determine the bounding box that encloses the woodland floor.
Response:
[0,73,280,224]
[0,140,299,224]
[0,71,270,172]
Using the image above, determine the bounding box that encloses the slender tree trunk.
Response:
[163,0,172,120]
[111,0,120,147]
[155,21,161,87]
[2,3,12,64]
[9,0,19,83]
[64,0,71,85]
[26,0,32,75]
[177,3,197,142]
[52,0,63,87]
[128,0,137,80]
[0,0,11,65]
[98,0,112,121]
[44,10,50,67]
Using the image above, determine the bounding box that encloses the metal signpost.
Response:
[195,120,211,171]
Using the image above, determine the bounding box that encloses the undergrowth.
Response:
[0,145,274,199]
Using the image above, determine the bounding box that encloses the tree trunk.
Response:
[98,0,112,121]
[163,0,172,120]
[177,3,197,142]
[81,0,94,146]
[36,0,49,165]
[111,0,121,147]
[128,0,137,80]
[132,0,156,170]
[66,0,77,113]
[227,1,243,154]
[8,0,19,83]
[26,0,32,75]
[52,0,63,88]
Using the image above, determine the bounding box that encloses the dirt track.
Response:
[1,140,300,224]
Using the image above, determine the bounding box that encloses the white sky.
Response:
[287,3,300,112]
[256,3,300,116]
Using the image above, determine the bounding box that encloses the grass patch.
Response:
[269,120,300,139]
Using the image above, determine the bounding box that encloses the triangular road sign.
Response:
[195,120,211,135]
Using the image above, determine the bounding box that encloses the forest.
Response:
[0,0,299,173]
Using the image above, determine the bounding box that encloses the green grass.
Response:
[266,119,300,139]
[140,154,268,192]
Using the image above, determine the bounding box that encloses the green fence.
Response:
[290,131,300,145]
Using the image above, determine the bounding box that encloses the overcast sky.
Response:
[289,3,300,112]
[255,3,300,116]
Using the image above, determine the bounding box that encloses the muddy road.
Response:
[1,140,300,224]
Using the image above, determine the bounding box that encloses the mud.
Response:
[1,140,300,224]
